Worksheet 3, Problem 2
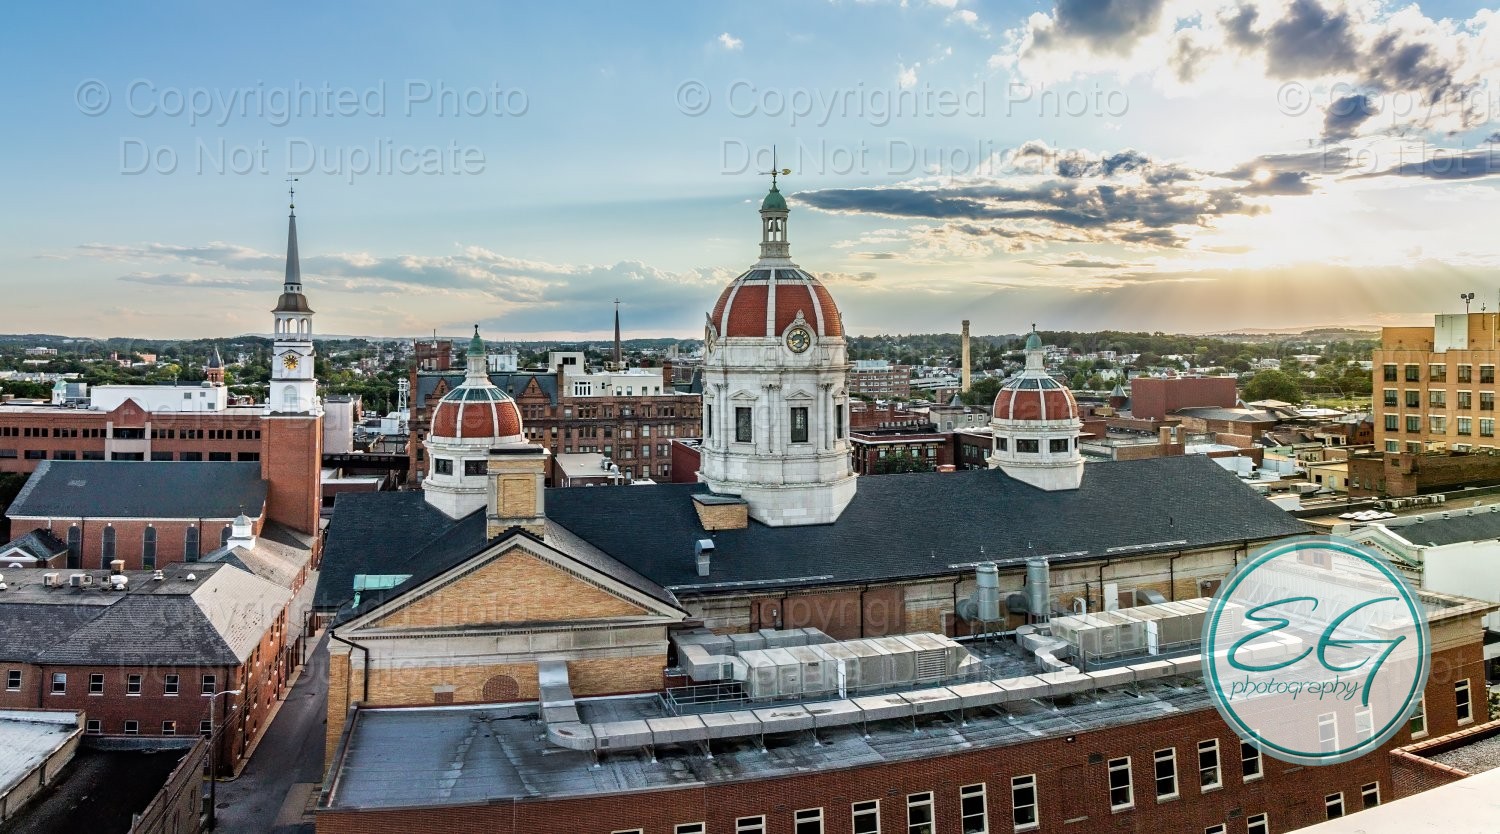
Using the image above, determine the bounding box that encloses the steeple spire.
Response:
[613,300,623,369]
[284,177,301,293]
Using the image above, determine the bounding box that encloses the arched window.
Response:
[184,526,199,562]
[101,526,116,569]
[66,526,81,569]
[142,526,157,570]
[220,525,232,548]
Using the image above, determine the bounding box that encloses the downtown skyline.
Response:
[5,0,1500,340]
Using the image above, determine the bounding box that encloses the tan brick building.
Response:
[1373,312,1500,455]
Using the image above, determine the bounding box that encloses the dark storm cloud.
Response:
[1351,148,1500,180]
[1220,4,1262,49]
[1263,0,1360,79]
[1218,148,1352,180]
[1322,93,1379,141]
[1029,0,1169,54]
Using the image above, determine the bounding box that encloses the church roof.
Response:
[0,528,68,563]
[8,461,267,520]
[415,371,559,408]
[761,184,787,212]
[545,456,1306,593]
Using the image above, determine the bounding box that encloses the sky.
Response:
[4,0,1500,341]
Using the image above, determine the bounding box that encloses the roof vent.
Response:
[152,570,165,581]
[110,559,125,575]
[109,574,128,591]
[185,573,197,581]
[695,539,715,577]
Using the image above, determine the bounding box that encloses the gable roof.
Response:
[317,491,470,611]
[202,522,312,589]
[544,455,1309,593]
[1383,512,1500,548]
[8,461,267,520]
[416,371,558,408]
[0,529,68,563]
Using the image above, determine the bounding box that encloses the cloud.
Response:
[717,32,742,50]
[898,62,919,89]
[1022,253,1132,269]
[1351,148,1500,181]
[794,141,1310,251]
[1026,0,1167,56]
[1322,93,1379,141]
[850,252,900,260]
[820,271,879,284]
[117,271,258,289]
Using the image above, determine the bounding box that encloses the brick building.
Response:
[1373,312,1500,455]
[847,359,911,399]
[1129,376,1239,422]
[849,429,955,474]
[0,562,294,774]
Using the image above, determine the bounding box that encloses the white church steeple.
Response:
[269,182,320,416]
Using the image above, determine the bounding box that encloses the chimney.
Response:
[485,442,551,539]
[960,320,971,394]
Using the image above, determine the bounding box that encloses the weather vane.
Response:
[760,145,791,188]
[285,176,299,210]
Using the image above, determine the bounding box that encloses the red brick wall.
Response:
[669,441,702,484]
[0,409,268,475]
[4,516,261,570]
[262,414,323,535]
[1130,378,1239,422]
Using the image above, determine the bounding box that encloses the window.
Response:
[1197,739,1221,790]
[1484,418,1495,437]
[836,403,845,438]
[1048,438,1069,453]
[1240,741,1262,782]
[1383,363,1398,381]
[1460,390,1474,409]
[5,670,19,691]
[675,825,705,834]
[89,673,104,694]
[705,405,713,438]
[960,783,987,834]
[1205,826,1225,834]
[1459,417,1473,436]
[1247,814,1268,834]
[794,807,823,834]
[736,816,766,834]
[1108,756,1134,810]
[1153,748,1178,800]
[790,407,809,443]
[201,674,217,695]
[1430,389,1446,407]
[1362,782,1380,809]
[1384,414,1398,431]
[185,526,199,562]
[1382,389,1398,407]
[180,451,202,461]
[1318,712,1339,753]
[853,800,881,834]
[127,674,142,695]
[66,526,80,569]
[124,720,139,736]
[1484,365,1496,384]
[1456,678,1473,723]
[1325,792,1344,820]
[23,450,45,460]
[433,458,453,476]
[1460,364,1473,382]
[199,719,212,736]
[735,407,753,443]
[101,526,115,568]
[208,452,231,461]
[1430,364,1447,382]
[1016,439,1040,453]
[162,720,176,736]
[142,526,156,570]
[1405,364,1420,382]
[1405,389,1420,408]
[1355,707,1373,741]
[50,673,65,694]
[220,525,232,547]
[85,719,101,735]
[164,674,179,695]
[1406,415,1421,433]
[1486,392,1497,412]
[1430,415,1447,433]
[995,437,1009,452]
[907,791,934,834]
[1011,774,1037,830]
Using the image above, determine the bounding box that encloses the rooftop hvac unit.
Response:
[42,573,60,588]
[68,573,92,588]
[109,559,125,575]
[109,575,128,591]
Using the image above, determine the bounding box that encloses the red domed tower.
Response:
[698,169,856,526]
[987,327,1084,490]
[422,325,527,518]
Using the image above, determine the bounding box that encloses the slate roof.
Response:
[322,456,1308,613]
[1386,512,1500,548]
[544,455,1310,592]
[0,563,290,666]
[202,522,312,589]
[0,529,68,563]
[8,461,267,520]
[415,371,558,408]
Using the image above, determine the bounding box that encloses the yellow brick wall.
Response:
[499,476,535,517]
[371,550,647,628]
[694,501,748,530]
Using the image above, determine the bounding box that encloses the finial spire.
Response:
[760,146,791,191]
[613,299,623,369]
[286,176,298,216]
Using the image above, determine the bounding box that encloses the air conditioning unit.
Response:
[42,572,60,588]
[68,573,92,588]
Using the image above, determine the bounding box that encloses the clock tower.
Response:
[698,172,856,526]
[269,190,320,417]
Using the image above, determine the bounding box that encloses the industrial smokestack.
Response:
[960,320,971,393]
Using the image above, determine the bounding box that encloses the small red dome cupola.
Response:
[991,329,1078,422]
[428,325,525,443]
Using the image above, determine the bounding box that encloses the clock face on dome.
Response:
[785,326,812,354]
[281,353,300,371]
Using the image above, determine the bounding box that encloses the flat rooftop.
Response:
[1295,765,1500,832]
[324,673,1209,812]
[0,710,80,798]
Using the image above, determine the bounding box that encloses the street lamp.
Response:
[1462,292,1476,313]
[206,688,242,830]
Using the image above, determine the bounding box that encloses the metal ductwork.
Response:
[1026,557,1050,623]
[694,539,714,577]
[956,562,1001,622]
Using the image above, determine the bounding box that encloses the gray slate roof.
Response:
[8,461,267,520]
[0,529,68,562]
[1388,512,1500,548]
[322,456,1308,612]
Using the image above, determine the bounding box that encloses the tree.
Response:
[960,377,1001,406]
[1242,369,1304,404]
[873,450,933,475]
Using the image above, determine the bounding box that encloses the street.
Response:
[212,633,329,834]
